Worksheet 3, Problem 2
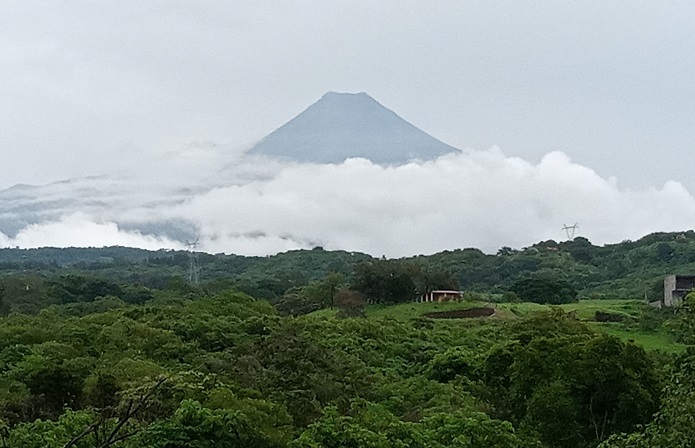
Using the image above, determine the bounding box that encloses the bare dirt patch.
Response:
[424,307,495,319]
[595,311,624,323]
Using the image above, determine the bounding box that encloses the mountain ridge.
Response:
[247,91,460,164]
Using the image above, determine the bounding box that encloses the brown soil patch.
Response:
[595,311,624,323]
[424,307,495,319]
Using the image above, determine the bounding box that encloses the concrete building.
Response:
[418,290,463,303]
[663,274,695,307]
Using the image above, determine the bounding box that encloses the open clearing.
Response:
[311,299,686,353]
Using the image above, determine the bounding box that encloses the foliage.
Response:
[599,349,695,448]
[350,260,460,304]
[292,401,536,448]
[2,235,695,447]
[511,272,578,304]
[676,291,695,344]
[6,409,98,448]
[48,275,124,304]
[600,294,695,448]
[272,273,345,316]
[335,289,366,318]
[351,260,419,303]
[141,399,282,448]
[480,311,660,448]
[6,230,695,309]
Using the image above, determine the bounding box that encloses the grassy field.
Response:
[497,299,645,319]
[586,322,684,353]
[309,298,686,353]
[365,298,647,322]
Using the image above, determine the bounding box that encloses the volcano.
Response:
[247,92,460,164]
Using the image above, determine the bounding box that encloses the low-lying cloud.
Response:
[0,213,183,251]
[2,148,695,257]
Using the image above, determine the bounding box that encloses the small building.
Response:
[663,274,695,307]
[418,290,463,303]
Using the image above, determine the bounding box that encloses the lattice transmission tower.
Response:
[562,223,579,240]
[186,239,201,285]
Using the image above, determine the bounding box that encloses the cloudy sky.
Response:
[2,2,695,256]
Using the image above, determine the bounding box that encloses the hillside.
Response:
[0,284,689,447]
[1,233,695,447]
[2,230,695,303]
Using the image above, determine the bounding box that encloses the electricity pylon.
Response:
[562,223,579,240]
[186,239,201,285]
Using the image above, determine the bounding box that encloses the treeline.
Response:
[0,262,581,319]
[2,285,694,447]
[4,230,695,305]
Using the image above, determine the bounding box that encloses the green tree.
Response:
[497,246,516,256]
[0,283,8,317]
[677,291,695,344]
[323,272,345,308]
[6,409,97,448]
[142,399,280,448]
[511,273,578,304]
[415,267,460,296]
[292,401,536,448]
[352,261,418,303]
[13,344,91,421]
[655,242,674,262]
[600,295,695,448]
[48,275,124,304]
[600,349,695,448]
[481,314,659,448]
[273,272,346,316]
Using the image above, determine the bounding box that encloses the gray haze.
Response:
[2,2,695,256]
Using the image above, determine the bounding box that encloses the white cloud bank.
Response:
[0,213,184,251]
[2,149,695,257]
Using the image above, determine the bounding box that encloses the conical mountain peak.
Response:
[320,91,371,100]
[248,92,460,165]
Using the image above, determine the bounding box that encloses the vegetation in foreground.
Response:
[0,234,694,446]
[0,283,692,447]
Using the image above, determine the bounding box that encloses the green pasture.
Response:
[586,323,685,353]
[310,298,686,353]
[498,299,645,319]
[364,298,646,321]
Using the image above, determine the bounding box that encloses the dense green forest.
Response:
[1,232,695,447]
[4,230,695,308]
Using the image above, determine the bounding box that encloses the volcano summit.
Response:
[247,92,460,165]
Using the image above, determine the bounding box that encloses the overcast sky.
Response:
[2,2,695,255]
[2,1,694,189]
